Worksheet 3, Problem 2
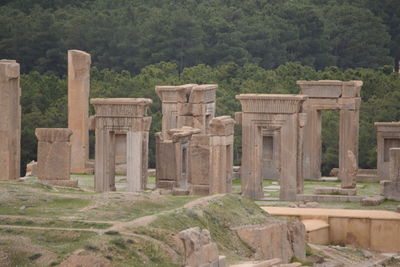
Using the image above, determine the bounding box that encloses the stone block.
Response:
[25,161,37,177]
[35,128,73,181]
[381,180,400,201]
[202,243,219,262]
[361,196,385,206]
[209,116,235,136]
[218,256,228,267]
[40,179,78,187]
[314,187,357,196]
[172,188,190,196]
[191,185,210,195]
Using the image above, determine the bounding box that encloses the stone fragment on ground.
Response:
[361,195,385,206]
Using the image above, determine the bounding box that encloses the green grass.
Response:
[0,217,111,229]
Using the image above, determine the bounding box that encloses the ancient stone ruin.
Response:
[375,122,400,180]
[235,94,308,200]
[35,128,77,187]
[297,80,362,189]
[381,148,400,201]
[68,50,91,174]
[0,59,21,181]
[90,98,152,192]
[155,84,235,195]
[178,227,227,267]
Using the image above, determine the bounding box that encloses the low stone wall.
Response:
[262,207,400,253]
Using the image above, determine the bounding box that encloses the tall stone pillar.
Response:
[68,50,91,173]
[381,148,400,201]
[338,98,360,188]
[0,60,21,180]
[302,109,321,179]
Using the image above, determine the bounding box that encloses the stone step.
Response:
[302,219,330,245]
[296,194,363,202]
[314,187,357,196]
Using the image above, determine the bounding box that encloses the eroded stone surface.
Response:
[236,94,307,200]
[35,128,74,185]
[155,84,234,195]
[68,50,91,173]
[0,59,21,180]
[91,98,152,192]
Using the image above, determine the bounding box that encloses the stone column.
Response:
[208,116,235,194]
[0,60,20,180]
[68,50,91,173]
[35,128,77,187]
[302,109,321,179]
[381,148,400,201]
[338,98,360,188]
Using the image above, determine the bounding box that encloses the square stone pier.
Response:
[297,80,362,189]
[381,148,400,201]
[91,98,152,192]
[35,128,78,187]
[0,60,21,180]
[68,50,91,173]
[375,122,400,180]
[235,94,308,201]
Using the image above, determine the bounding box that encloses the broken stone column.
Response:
[35,128,78,187]
[0,59,21,180]
[68,50,91,173]
[91,98,152,192]
[381,148,400,201]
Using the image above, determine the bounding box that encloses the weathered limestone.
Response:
[178,227,227,267]
[375,122,400,180]
[236,94,307,200]
[0,60,21,180]
[156,84,234,195]
[297,80,362,189]
[25,160,37,177]
[68,50,91,173]
[233,221,306,263]
[91,98,152,192]
[381,148,400,201]
[35,128,77,187]
[156,127,200,191]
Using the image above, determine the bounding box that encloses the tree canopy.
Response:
[1,0,398,75]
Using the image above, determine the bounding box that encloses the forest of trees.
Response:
[1,0,399,175]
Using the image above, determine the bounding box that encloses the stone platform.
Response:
[262,206,400,253]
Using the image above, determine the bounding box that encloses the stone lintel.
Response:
[236,94,308,114]
[297,80,362,98]
[35,128,73,142]
[91,98,152,117]
[90,98,152,105]
[155,84,196,103]
[375,122,400,132]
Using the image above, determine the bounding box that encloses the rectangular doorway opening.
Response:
[321,110,339,176]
